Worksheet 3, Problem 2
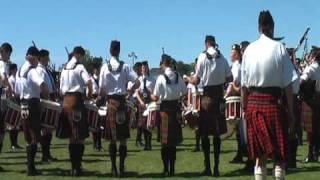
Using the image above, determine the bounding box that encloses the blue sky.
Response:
[1,0,319,68]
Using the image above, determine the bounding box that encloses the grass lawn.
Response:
[0,128,320,180]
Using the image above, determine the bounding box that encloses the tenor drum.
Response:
[85,101,99,132]
[40,99,62,129]
[4,99,21,129]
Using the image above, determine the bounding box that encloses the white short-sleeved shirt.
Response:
[138,75,155,93]
[19,61,44,99]
[187,83,197,94]
[36,64,56,94]
[241,34,298,88]
[8,75,15,92]
[231,60,241,85]
[153,67,187,101]
[0,60,10,88]
[99,56,137,96]
[60,57,90,95]
[195,47,232,87]
[301,61,320,92]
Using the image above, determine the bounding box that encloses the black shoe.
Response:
[305,155,316,163]
[109,144,118,177]
[135,141,144,148]
[15,144,24,149]
[201,168,212,176]
[163,171,170,177]
[213,165,219,177]
[119,145,127,177]
[27,168,41,176]
[192,147,200,152]
[11,145,19,152]
[229,154,243,164]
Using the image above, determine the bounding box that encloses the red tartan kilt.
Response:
[245,92,288,162]
[137,105,147,129]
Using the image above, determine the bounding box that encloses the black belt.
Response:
[248,87,283,97]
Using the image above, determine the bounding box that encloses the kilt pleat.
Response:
[246,92,288,162]
[56,93,89,140]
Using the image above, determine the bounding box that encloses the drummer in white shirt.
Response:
[7,63,24,151]
[36,49,58,163]
[225,44,244,164]
[19,46,49,176]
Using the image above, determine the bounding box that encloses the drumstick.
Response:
[32,40,37,48]
[65,46,70,56]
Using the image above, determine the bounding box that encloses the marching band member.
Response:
[7,63,23,151]
[151,54,186,176]
[36,49,58,162]
[185,35,232,176]
[58,46,93,176]
[241,10,297,180]
[239,40,255,173]
[286,48,301,168]
[19,46,49,176]
[99,40,140,177]
[136,61,155,151]
[133,62,144,147]
[300,46,320,163]
[0,42,14,171]
[225,44,243,164]
[89,68,103,152]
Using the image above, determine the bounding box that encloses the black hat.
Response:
[205,35,216,45]
[134,62,142,68]
[0,42,13,53]
[39,49,49,57]
[73,46,85,56]
[240,41,250,50]
[110,40,120,56]
[26,46,39,56]
[141,61,148,66]
[161,54,172,66]
[231,44,241,53]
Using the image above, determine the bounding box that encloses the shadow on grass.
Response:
[40,167,100,177]
[287,166,320,174]
[0,155,26,159]
[95,171,139,178]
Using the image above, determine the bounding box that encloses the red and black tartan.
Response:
[245,92,288,162]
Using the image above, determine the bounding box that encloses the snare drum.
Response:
[85,102,99,132]
[183,109,199,130]
[225,96,241,122]
[4,99,21,129]
[221,96,241,140]
[144,102,160,131]
[40,99,62,129]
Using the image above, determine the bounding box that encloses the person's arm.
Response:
[40,82,49,99]
[241,86,248,113]
[86,79,93,99]
[135,89,145,107]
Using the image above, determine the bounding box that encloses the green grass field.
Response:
[0,128,320,180]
